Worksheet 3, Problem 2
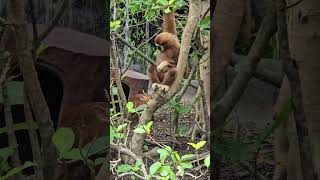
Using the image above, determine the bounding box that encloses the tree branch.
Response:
[211,1,277,178]
[276,0,315,178]
[112,32,156,65]
[130,0,201,157]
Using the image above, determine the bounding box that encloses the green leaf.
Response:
[180,161,192,169]
[0,122,38,135]
[176,124,188,137]
[3,161,37,179]
[187,141,206,151]
[169,169,176,180]
[110,126,115,143]
[136,104,146,112]
[36,43,48,58]
[126,102,136,113]
[0,81,24,105]
[144,121,153,134]
[83,136,107,157]
[199,16,210,30]
[157,0,167,6]
[116,164,132,173]
[61,148,82,160]
[157,148,170,163]
[116,123,128,132]
[213,140,255,161]
[164,7,171,14]
[165,146,172,153]
[168,0,176,5]
[171,151,180,163]
[204,155,210,168]
[114,133,124,139]
[0,147,15,162]
[149,162,162,176]
[135,159,143,166]
[176,165,184,176]
[159,166,171,177]
[133,127,146,134]
[180,154,196,162]
[52,128,75,153]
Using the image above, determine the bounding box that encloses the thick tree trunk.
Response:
[286,0,320,177]
[211,0,246,100]
[3,0,57,179]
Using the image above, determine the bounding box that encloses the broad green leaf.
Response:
[126,102,136,113]
[116,123,128,132]
[168,0,176,5]
[196,141,206,149]
[0,81,24,105]
[159,165,170,176]
[61,148,82,160]
[171,151,180,163]
[199,16,210,30]
[157,148,170,163]
[144,121,153,134]
[136,104,146,111]
[0,122,38,135]
[135,159,143,166]
[52,128,75,153]
[187,140,206,151]
[157,0,167,6]
[180,154,196,162]
[204,155,210,168]
[149,162,162,176]
[83,136,107,157]
[180,162,192,169]
[176,165,184,176]
[3,161,37,179]
[0,147,15,162]
[169,169,176,180]
[114,133,124,139]
[133,127,146,134]
[116,164,132,173]
[164,145,172,153]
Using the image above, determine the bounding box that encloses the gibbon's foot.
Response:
[157,61,170,73]
[152,83,169,93]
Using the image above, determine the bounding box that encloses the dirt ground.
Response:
[149,77,277,179]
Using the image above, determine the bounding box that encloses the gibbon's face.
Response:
[156,43,165,51]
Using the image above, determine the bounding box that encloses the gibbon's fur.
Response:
[147,8,180,92]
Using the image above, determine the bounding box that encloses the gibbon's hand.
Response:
[157,61,170,73]
[152,83,170,93]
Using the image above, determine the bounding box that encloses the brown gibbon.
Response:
[147,6,180,93]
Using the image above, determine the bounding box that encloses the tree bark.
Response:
[3,0,57,179]
[211,0,246,100]
[286,0,320,178]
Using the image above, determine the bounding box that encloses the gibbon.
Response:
[147,6,180,92]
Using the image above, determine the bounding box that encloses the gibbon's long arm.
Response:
[162,7,177,35]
